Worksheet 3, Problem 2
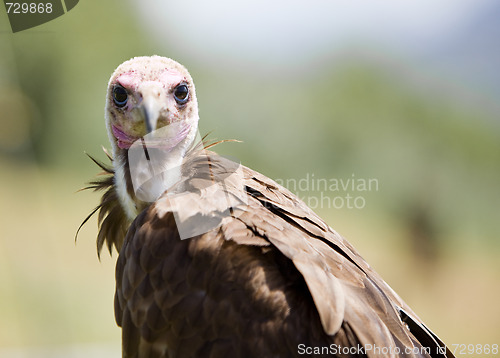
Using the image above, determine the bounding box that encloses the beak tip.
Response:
[144,119,154,134]
[141,102,160,134]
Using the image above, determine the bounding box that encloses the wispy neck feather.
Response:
[76,151,128,256]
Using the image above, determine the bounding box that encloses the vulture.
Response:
[80,56,454,358]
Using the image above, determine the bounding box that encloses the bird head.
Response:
[105,55,199,152]
[104,56,200,219]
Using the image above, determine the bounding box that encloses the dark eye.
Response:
[113,85,128,107]
[174,84,189,104]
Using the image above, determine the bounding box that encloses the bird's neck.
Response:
[113,144,187,221]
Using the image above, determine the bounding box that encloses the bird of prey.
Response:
[81,56,454,358]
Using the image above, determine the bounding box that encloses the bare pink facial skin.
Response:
[112,124,138,149]
[116,73,137,90]
[112,122,191,150]
[110,68,190,149]
[116,69,185,93]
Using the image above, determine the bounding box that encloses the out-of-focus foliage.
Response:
[0,0,156,165]
[1,1,499,356]
[200,58,500,248]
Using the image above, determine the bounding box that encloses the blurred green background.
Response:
[1,1,499,357]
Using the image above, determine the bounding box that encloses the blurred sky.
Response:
[133,0,500,95]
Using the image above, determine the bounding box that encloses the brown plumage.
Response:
[81,56,454,358]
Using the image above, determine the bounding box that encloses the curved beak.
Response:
[140,95,161,134]
[138,83,165,134]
